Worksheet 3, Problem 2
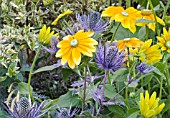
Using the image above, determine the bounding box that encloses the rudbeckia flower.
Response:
[136,9,165,32]
[56,30,98,69]
[157,27,170,53]
[102,6,124,21]
[38,25,59,45]
[138,39,162,64]
[117,38,143,51]
[139,90,165,118]
[52,9,72,25]
[102,6,142,33]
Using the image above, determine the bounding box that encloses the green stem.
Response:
[119,0,122,6]
[82,66,87,112]
[125,87,129,107]
[28,47,41,102]
[110,22,121,43]
[126,0,131,8]
[163,0,170,20]
[165,67,170,94]
[145,25,148,41]
[148,0,159,36]
[159,77,163,99]
[102,70,109,99]
[148,82,150,93]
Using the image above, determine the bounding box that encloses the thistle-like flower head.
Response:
[3,97,50,118]
[95,43,125,71]
[76,12,109,33]
[136,62,155,74]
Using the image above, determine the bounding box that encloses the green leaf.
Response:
[128,111,140,118]
[33,63,61,74]
[136,19,154,23]
[18,82,32,95]
[138,27,146,40]
[105,84,116,99]
[108,105,127,117]
[0,76,7,82]
[56,91,80,107]
[137,0,160,7]
[15,73,24,81]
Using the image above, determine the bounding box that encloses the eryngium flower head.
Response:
[3,97,50,118]
[136,62,155,74]
[56,107,78,118]
[95,43,125,71]
[76,12,108,33]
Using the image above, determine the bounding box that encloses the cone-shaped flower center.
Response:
[141,9,152,16]
[70,39,78,47]
[121,12,128,16]
[166,41,170,48]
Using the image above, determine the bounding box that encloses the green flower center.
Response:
[166,41,170,48]
[70,39,78,47]
[121,12,128,16]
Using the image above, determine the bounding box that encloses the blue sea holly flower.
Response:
[76,12,109,33]
[2,97,50,118]
[136,62,155,74]
[95,43,125,71]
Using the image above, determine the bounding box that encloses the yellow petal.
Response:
[149,92,156,108]
[77,45,93,57]
[145,90,149,103]
[74,30,94,40]
[61,48,72,65]
[157,37,165,43]
[79,38,98,45]
[72,48,81,65]
[68,55,76,69]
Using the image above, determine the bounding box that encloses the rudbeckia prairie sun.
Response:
[56,30,98,69]
[136,9,165,31]
[138,39,162,64]
[117,38,143,51]
[157,27,170,53]
[139,90,165,118]
[38,25,59,45]
[102,6,142,33]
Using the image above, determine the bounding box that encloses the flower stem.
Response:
[82,66,87,112]
[126,0,131,8]
[159,77,163,99]
[148,0,159,36]
[125,87,129,107]
[28,47,41,102]
[102,70,109,99]
[110,22,121,43]
[145,25,148,41]
[163,0,170,20]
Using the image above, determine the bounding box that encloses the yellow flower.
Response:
[102,6,142,33]
[136,9,165,32]
[139,90,165,118]
[52,9,72,25]
[55,30,98,69]
[38,25,59,45]
[117,38,143,51]
[102,6,124,21]
[138,39,162,64]
[157,27,170,53]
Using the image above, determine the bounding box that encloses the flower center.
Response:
[70,39,78,47]
[166,41,170,48]
[121,12,128,16]
[124,38,131,41]
[141,9,152,16]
